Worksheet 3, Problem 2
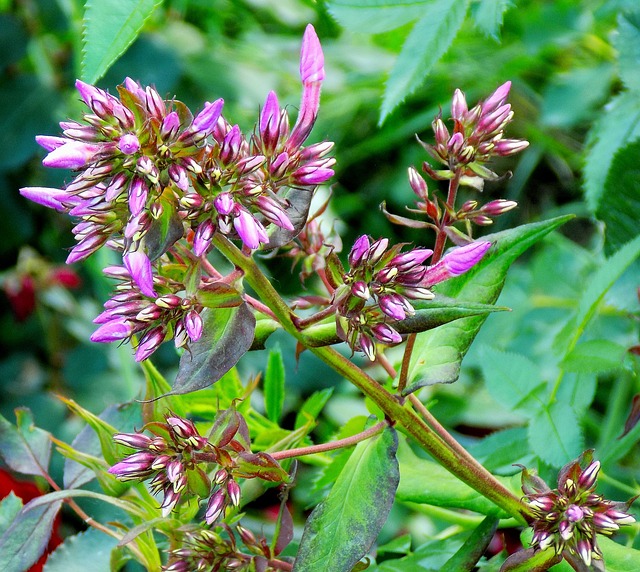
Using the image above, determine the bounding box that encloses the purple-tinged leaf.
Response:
[208,408,241,448]
[499,547,562,571]
[264,189,313,250]
[0,409,51,477]
[293,425,399,572]
[275,502,294,557]
[196,282,244,309]
[621,394,640,439]
[144,206,184,261]
[0,498,62,572]
[172,304,256,394]
[235,451,288,482]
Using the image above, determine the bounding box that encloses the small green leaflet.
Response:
[264,348,286,423]
[82,0,163,83]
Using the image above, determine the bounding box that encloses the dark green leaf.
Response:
[43,528,119,572]
[82,0,163,83]
[562,340,627,373]
[0,409,51,477]
[471,0,513,39]
[264,348,285,423]
[441,516,498,572]
[172,304,256,394]
[528,402,583,467]
[406,216,572,394]
[144,208,185,262]
[381,0,469,123]
[0,499,62,572]
[294,426,399,572]
[597,141,640,253]
[598,535,640,571]
[583,92,640,212]
[326,0,430,34]
[371,535,470,571]
[616,13,640,93]
[396,439,512,517]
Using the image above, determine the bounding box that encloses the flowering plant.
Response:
[2,3,640,572]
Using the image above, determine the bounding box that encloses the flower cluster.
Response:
[20,24,333,297]
[422,81,529,183]
[334,236,491,360]
[109,411,287,522]
[521,451,636,567]
[164,523,291,572]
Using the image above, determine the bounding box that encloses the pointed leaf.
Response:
[562,340,627,373]
[0,409,51,477]
[144,207,184,261]
[43,528,119,572]
[294,426,399,572]
[0,494,22,537]
[295,388,334,430]
[499,547,562,571]
[441,516,498,572]
[528,401,583,468]
[381,0,469,123]
[471,0,513,39]
[24,489,147,518]
[326,0,430,34]
[264,348,286,423]
[406,216,572,394]
[172,304,256,394]
[82,0,162,83]
[583,92,640,212]
[621,394,640,438]
[0,499,62,572]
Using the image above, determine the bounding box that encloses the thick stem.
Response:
[212,233,530,523]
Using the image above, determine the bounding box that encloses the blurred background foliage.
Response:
[1,0,640,567]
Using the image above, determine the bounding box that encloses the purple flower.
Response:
[233,209,268,250]
[124,250,157,297]
[90,318,134,343]
[42,141,103,169]
[118,133,140,155]
[190,98,224,140]
[19,187,75,212]
[184,310,203,342]
[421,241,491,287]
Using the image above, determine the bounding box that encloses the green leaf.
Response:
[326,0,430,34]
[43,528,119,572]
[597,140,640,253]
[396,439,512,517]
[0,499,62,572]
[575,234,640,332]
[381,0,469,123]
[479,347,545,414]
[598,535,640,571]
[0,409,52,477]
[172,304,256,395]
[295,388,334,430]
[562,339,627,373]
[469,427,532,473]
[500,547,562,571]
[406,216,572,394]
[555,373,597,416]
[616,13,640,93]
[583,92,640,212]
[264,348,285,423]
[144,207,184,262]
[25,489,147,518]
[294,426,399,572]
[441,516,498,572]
[82,0,162,83]
[0,494,22,537]
[371,535,472,571]
[528,401,583,467]
[471,0,512,39]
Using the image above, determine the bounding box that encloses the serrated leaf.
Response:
[0,494,22,537]
[0,498,62,572]
[597,140,640,253]
[575,234,640,331]
[326,0,430,34]
[583,92,640,212]
[264,348,285,423]
[406,216,572,394]
[562,339,627,373]
[172,304,255,395]
[528,402,583,467]
[43,528,119,572]
[616,13,640,93]
[396,439,512,517]
[479,347,545,414]
[294,426,399,572]
[0,409,51,477]
[471,0,512,39]
[441,516,498,572]
[381,0,469,123]
[82,0,162,84]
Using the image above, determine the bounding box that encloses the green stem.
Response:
[212,234,531,524]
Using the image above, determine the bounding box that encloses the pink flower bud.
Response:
[351,281,370,300]
[168,164,189,191]
[451,88,468,121]
[371,323,402,345]
[90,319,134,343]
[193,219,215,257]
[214,193,235,216]
[118,133,140,155]
[42,141,102,169]
[256,195,294,230]
[233,209,268,250]
[227,480,241,507]
[184,310,203,342]
[128,178,148,217]
[113,433,153,449]
[349,235,370,266]
[390,248,433,272]
[19,186,73,212]
[408,167,428,199]
[35,135,68,151]
[124,250,157,297]
[134,326,165,361]
[160,111,181,141]
[482,81,511,115]
[192,98,224,138]
[205,490,227,524]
